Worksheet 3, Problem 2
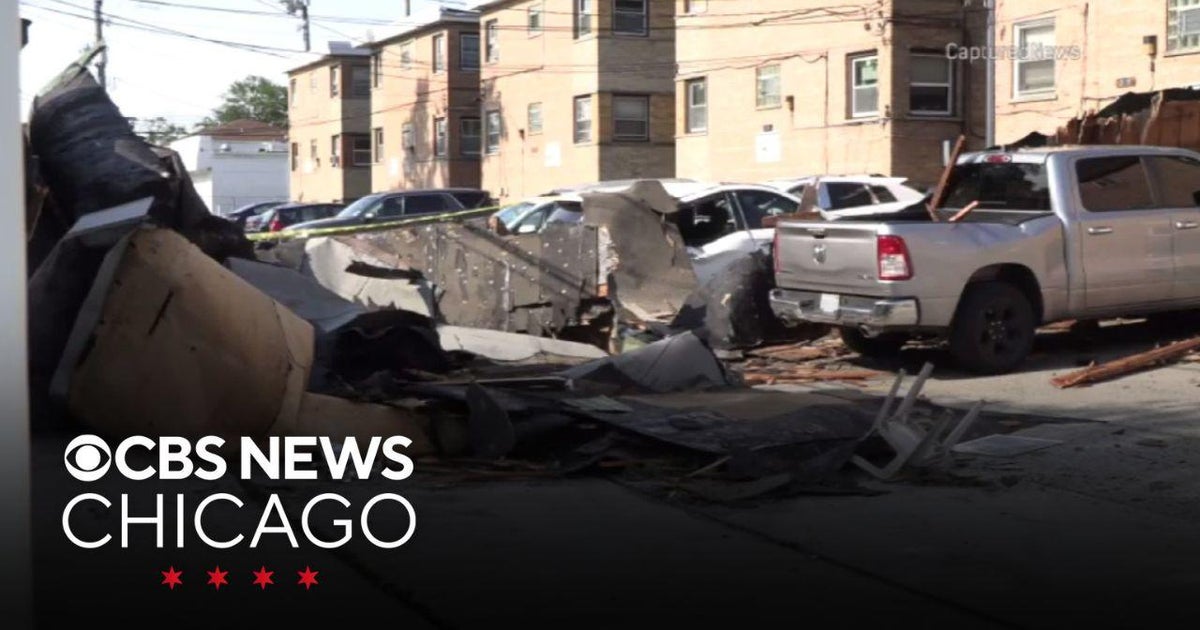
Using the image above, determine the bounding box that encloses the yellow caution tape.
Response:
[245,205,503,243]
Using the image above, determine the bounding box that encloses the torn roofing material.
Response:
[562,331,736,394]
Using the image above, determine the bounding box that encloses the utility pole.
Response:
[93,0,107,88]
[281,0,311,52]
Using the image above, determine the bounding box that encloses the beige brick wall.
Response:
[675,0,985,188]
[287,57,373,203]
[370,21,482,193]
[995,0,1200,144]
[480,0,675,203]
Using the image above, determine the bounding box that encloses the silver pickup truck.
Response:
[769,145,1200,374]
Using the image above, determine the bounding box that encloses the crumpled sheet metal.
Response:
[562,332,734,394]
[580,180,697,322]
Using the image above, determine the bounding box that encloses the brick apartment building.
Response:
[674,0,987,188]
[994,0,1200,144]
[475,0,677,203]
[368,8,483,192]
[286,42,373,203]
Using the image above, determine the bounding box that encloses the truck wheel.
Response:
[839,327,908,357]
[949,281,1035,374]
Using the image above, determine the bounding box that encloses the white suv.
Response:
[765,175,926,219]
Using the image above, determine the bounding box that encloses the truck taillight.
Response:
[772,228,781,274]
[877,235,912,280]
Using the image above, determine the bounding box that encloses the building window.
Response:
[613,95,649,141]
[613,0,648,35]
[685,78,707,133]
[434,118,448,157]
[528,4,543,35]
[1014,20,1056,97]
[309,139,318,166]
[756,64,781,108]
[485,110,501,154]
[575,0,592,38]
[1168,0,1200,53]
[351,135,371,166]
[401,123,414,151]
[461,117,481,156]
[309,72,316,92]
[684,0,707,13]
[461,33,480,70]
[574,95,592,143]
[330,65,340,96]
[527,102,543,134]
[350,66,370,97]
[289,78,296,106]
[371,51,382,87]
[433,34,445,73]
[331,134,341,167]
[290,142,298,170]
[909,54,953,115]
[373,128,384,163]
[850,54,879,117]
[400,41,413,69]
[485,20,499,63]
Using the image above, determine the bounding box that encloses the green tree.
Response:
[135,116,189,145]
[199,75,288,129]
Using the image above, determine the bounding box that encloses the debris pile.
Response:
[25,55,1006,503]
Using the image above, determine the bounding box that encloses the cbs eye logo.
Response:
[64,435,112,482]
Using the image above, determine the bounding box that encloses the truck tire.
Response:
[839,327,908,357]
[949,281,1035,374]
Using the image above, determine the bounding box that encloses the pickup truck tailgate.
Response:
[774,221,883,293]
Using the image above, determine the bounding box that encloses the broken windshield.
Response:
[942,162,1052,211]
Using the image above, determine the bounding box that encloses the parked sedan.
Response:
[285,188,495,232]
[226,200,286,227]
[489,195,584,235]
[247,202,345,232]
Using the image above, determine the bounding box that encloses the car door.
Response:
[373,196,406,220]
[1147,154,1200,302]
[1073,155,1175,312]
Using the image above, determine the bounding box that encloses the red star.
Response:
[161,566,183,590]
[296,566,319,590]
[206,566,229,590]
[252,566,274,590]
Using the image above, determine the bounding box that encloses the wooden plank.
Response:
[925,134,966,221]
[1050,336,1200,388]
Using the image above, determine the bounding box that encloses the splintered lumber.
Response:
[925,134,967,221]
[743,369,880,386]
[1050,336,1200,388]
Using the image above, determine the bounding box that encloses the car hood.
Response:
[283,216,363,231]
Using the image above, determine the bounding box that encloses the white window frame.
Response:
[400,40,413,70]
[612,94,650,142]
[909,53,954,116]
[289,78,296,106]
[330,65,340,97]
[575,0,592,38]
[1168,0,1200,53]
[527,102,543,135]
[460,33,480,71]
[434,117,448,157]
[485,20,499,63]
[460,117,482,156]
[373,128,384,163]
[401,123,414,151]
[330,134,341,167]
[574,95,593,144]
[850,53,879,118]
[528,3,543,36]
[486,110,501,154]
[351,135,371,166]
[613,0,648,36]
[371,51,382,87]
[684,0,707,13]
[1013,19,1056,98]
[756,64,781,109]
[685,78,707,134]
[432,34,445,74]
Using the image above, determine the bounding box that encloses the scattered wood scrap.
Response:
[742,369,881,386]
[1050,336,1200,388]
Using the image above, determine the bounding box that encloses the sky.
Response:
[18,0,471,128]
